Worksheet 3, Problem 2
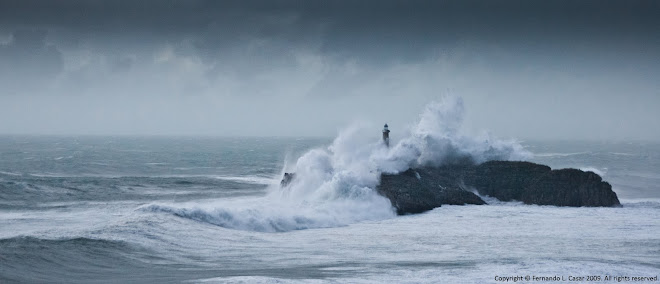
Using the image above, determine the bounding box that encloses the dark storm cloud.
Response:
[0,0,658,138]
[1,0,657,96]
[1,0,657,62]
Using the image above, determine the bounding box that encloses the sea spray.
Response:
[373,96,530,171]
[145,96,530,232]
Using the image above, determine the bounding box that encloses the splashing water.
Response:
[383,96,531,171]
[146,96,531,232]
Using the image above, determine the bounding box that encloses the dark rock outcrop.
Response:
[378,167,486,215]
[466,161,552,202]
[281,160,621,215]
[466,161,620,207]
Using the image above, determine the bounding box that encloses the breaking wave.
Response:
[580,167,607,177]
[148,96,530,232]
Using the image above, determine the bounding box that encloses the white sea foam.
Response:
[580,167,607,177]
[620,199,660,209]
[24,173,275,182]
[534,152,590,157]
[610,152,636,156]
[212,175,278,185]
[149,96,531,232]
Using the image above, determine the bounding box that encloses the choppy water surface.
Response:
[0,136,658,283]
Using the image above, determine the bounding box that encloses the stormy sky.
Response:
[0,0,658,140]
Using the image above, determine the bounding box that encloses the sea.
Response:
[0,134,658,283]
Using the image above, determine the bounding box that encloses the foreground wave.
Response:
[142,193,393,232]
[0,236,163,283]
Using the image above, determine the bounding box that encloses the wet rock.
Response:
[280,160,621,215]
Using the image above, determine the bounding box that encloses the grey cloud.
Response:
[0,29,63,95]
[2,1,657,58]
[0,0,658,139]
[110,56,134,73]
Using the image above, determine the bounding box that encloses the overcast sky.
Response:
[0,0,658,140]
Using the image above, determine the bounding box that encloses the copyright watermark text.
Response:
[494,275,658,282]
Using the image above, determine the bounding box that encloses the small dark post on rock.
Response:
[382,123,390,147]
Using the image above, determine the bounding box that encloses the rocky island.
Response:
[281,160,621,215]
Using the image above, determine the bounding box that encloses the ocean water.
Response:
[0,135,658,283]
[0,95,657,284]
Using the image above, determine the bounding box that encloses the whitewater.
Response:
[1,98,658,283]
[146,97,531,233]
